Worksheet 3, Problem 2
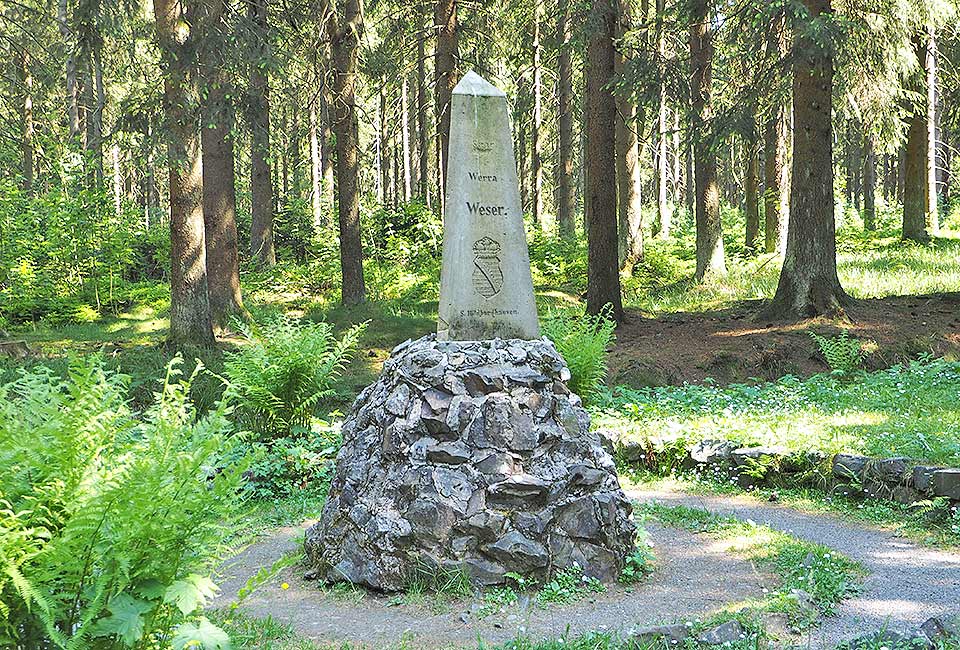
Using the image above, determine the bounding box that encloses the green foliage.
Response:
[598,357,960,468]
[536,565,606,607]
[809,330,867,376]
[0,357,247,649]
[542,309,617,401]
[242,419,340,498]
[618,530,656,584]
[223,315,365,441]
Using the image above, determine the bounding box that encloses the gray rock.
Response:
[689,439,740,464]
[847,629,931,650]
[932,469,960,500]
[698,620,746,645]
[892,485,922,506]
[304,335,635,591]
[912,466,942,493]
[731,446,788,465]
[920,616,960,642]
[833,454,869,480]
[869,457,911,483]
[628,623,692,646]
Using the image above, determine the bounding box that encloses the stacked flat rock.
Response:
[304,334,636,591]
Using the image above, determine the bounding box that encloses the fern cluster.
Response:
[809,330,867,376]
[222,315,364,442]
[541,309,617,401]
[0,358,247,649]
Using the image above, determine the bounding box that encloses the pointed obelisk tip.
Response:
[452,70,507,97]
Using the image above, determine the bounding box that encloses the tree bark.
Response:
[925,25,939,233]
[417,4,431,207]
[310,102,325,228]
[20,51,34,191]
[584,0,624,321]
[615,0,643,268]
[745,139,760,252]
[153,0,215,347]
[331,0,366,305]
[766,0,848,318]
[249,0,276,266]
[556,0,575,237]
[58,0,80,139]
[531,1,544,229]
[655,0,671,238]
[863,135,876,231]
[690,0,725,281]
[904,33,931,242]
[401,76,412,203]
[434,0,458,207]
[763,103,789,254]
[200,0,246,331]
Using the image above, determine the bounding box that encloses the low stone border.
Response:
[609,433,960,509]
[846,615,959,650]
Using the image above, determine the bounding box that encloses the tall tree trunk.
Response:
[153,0,215,346]
[112,144,122,216]
[763,103,789,253]
[556,0,575,237]
[401,76,412,203]
[745,138,760,252]
[925,25,939,233]
[83,45,105,185]
[58,0,80,139]
[417,4,431,207]
[584,0,624,321]
[616,0,643,268]
[249,0,276,266]
[331,0,366,305]
[20,51,34,191]
[378,89,387,204]
[532,0,544,228]
[904,33,932,241]
[200,0,246,331]
[690,0,725,281]
[310,102,325,228]
[863,134,876,231]
[655,0,671,238]
[434,0,458,207]
[766,0,848,318]
[320,75,335,213]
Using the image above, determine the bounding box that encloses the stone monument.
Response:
[304,72,636,592]
[437,71,539,341]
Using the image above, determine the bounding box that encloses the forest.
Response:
[1,0,960,648]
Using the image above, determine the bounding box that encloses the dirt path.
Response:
[627,486,960,648]
[212,521,771,649]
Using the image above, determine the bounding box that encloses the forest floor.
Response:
[611,292,960,386]
[211,485,960,649]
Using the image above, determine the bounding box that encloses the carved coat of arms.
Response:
[472,236,503,298]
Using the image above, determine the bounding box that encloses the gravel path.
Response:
[627,486,960,648]
[212,521,771,649]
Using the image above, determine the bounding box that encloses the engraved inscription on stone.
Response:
[472,237,503,298]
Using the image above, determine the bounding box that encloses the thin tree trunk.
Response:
[655,0,671,238]
[556,0,575,237]
[616,0,643,268]
[745,139,760,252]
[863,134,876,231]
[249,0,276,266]
[377,89,387,204]
[584,0,624,321]
[532,1,544,229]
[58,0,80,139]
[904,33,931,242]
[112,144,122,216]
[331,0,366,305]
[763,104,789,253]
[401,77,412,202]
[20,51,34,191]
[310,102,325,228]
[153,0,215,346]
[417,4,430,207]
[925,25,939,233]
[690,0,725,281]
[765,0,848,318]
[434,0,458,207]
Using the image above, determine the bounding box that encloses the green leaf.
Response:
[164,574,220,616]
[91,593,152,645]
[134,578,166,601]
[172,617,232,650]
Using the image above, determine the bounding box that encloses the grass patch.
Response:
[639,502,864,628]
[596,357,960,467]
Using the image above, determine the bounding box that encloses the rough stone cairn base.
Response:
[304,335,636,591]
